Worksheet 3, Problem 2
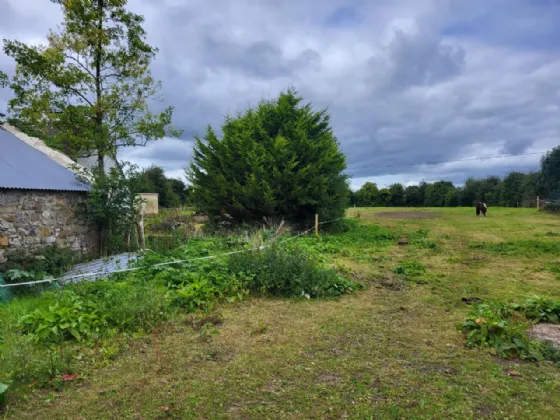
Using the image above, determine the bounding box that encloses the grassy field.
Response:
[4,207,560,419]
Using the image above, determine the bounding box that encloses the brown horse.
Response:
[476,201,487,216]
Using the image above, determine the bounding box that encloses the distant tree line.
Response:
[135,166,191,208]
[351,146,560,208]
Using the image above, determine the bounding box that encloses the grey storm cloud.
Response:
[1,0,559,187]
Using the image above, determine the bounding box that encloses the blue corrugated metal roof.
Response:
[0,127,90,192]
[61,253,140,284]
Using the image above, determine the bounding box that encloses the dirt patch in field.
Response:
[375,212,438,219]
[528,324,560,349]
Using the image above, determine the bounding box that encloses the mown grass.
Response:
[2,207,560,419]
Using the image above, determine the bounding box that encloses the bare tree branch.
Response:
[64,53,96,79]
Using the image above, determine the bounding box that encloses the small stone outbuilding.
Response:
[0,124,97,266]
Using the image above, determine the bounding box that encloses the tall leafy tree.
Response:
[187,90,349,225]
[140,166,180,208]
[355,182,378,206]
[460,176,501,206]
[444,187,460,207]
[169,178,190,205]
[0,72,7,125]
[424,181,455,207]
[404,185,423,206]
[418,181,428,205]
[3,0,180,171]
[388,183,405,206]
[500,172,526,207]
[482,176,501,206]
[521,172,544,202]
[461,177,480,206]
[377,188,392,206]
[540,146,560,197]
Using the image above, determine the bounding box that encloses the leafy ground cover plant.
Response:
[459,297,560,361]
[408,228,439,250]
[393,262,427,277]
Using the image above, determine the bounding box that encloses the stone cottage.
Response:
[0,123,97,265]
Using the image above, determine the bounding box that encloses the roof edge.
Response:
[1,123,90,179]
[0,186,90,193]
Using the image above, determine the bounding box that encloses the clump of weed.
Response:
[198,323,221,342]
[250,323,269,336]
[408,229,439,251]
[393,262,427,278]
[188,313,225,330]
[459,297,560,362]
[376,275,406,291]
[548,262,560,279]
[229,245,362,298]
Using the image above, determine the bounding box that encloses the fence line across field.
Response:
[0,215,344,289]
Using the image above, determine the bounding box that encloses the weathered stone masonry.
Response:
[0,189,97,265]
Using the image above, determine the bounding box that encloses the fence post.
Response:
[537,196,540,211]
[315,214,319,238]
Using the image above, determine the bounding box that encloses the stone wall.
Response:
[0,189,97,265]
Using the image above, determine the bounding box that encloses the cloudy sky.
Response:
[1,0,559,189]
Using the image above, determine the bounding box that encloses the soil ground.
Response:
[375,211,438,219]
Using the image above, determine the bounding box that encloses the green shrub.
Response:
[187,90,349,227]
[229,245,362,298]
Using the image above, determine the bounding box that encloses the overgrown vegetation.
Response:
[229,245,362,298]
[460,297,560,362]
[0,222,368,396]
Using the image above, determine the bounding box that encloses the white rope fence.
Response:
[0,216,345,289]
